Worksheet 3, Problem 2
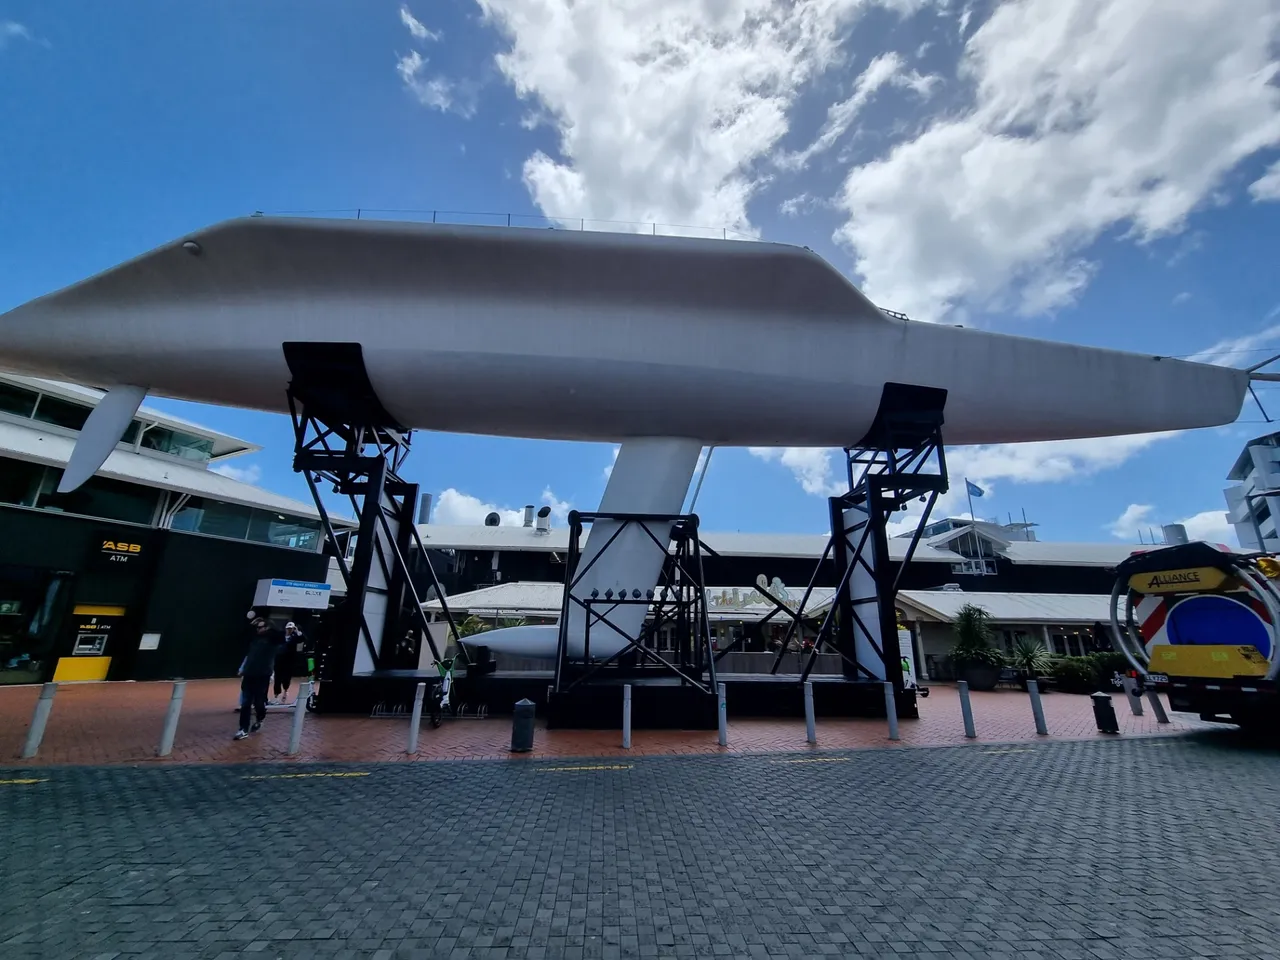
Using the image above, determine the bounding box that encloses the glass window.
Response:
[0,457,46,507]
[140,426,214,462]
[35,469,160,525]
[1051,634,1068,656]
[247,509,322,551]
[32,394,91,431]
[0,382,38,419]
[171,497,253,540]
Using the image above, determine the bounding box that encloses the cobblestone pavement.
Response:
[1,680,1205,766]
[2,733,1278,959]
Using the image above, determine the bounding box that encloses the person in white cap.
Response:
[270,621,304,704]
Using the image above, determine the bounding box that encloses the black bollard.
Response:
[510,698,536,752]
[1091,691,1120,734]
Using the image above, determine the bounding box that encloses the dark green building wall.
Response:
[0,505,328,681]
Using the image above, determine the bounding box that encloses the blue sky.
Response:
[3,0,1280,544]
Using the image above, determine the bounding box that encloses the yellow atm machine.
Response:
[52,604,127,681]
[1109,541,1278,733]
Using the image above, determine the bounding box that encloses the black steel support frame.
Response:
[551,511,718,698]
[769,419,948,694]
[286,391,463,694]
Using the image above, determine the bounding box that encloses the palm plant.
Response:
[950,603,1004,667]
[1009,635,1054,680]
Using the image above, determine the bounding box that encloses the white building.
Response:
[1225,431,1280,551]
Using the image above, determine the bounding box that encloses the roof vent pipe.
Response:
[535,505,552,534]
[523,505,535,527]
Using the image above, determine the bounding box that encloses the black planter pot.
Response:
[956,661,1002,692]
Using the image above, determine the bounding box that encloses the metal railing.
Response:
[254,207,759,242]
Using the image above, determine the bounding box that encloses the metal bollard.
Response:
[957,680,977,739]
[1146,690,1170,724]
[511,698,536,752]
[407,682,427,754]
[883,682,899,741]
[288,681,311,756]
[1091,691,1120,734]
[1121,676,1145,716]
[156,681,186,757]
[21,682,58,759]
[622,684,632,749]
[717,682,727,747]
[1027,679,1048,735]
[804,680,816,744]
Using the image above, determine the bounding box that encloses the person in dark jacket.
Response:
[236,616,285,740]
[271,622,304,705]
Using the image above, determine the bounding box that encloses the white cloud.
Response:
[835,0,1280,321]
[211,462,263,485]
[1172,291,1192,306]
[1188,322,1280,368]
[1106,503,1154,540]
[778,52,925,171]
[433,487,572,525]
[0,21,31,48]
[603,445,619,480]
[397,49,465,114]
[476,0,918,233]
[400,5,440,42]
[1179,509,1234,545]
[1249,160,1280,202]
[747,447,846,496]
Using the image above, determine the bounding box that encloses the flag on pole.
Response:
[966,479,985,499]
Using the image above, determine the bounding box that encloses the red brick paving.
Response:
[0,677,1207,767]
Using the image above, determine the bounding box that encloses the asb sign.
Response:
[253,578,332,610]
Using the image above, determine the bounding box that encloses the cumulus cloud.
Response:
[400,4,439,42]
[475,0,919,233]
[1106,503,1154,540]
[835,0,1280,321]
[747,447,846,497]
[211,462,263,485]
[433,487,571,525]
[1249,160,1280,202]
[1179,509,1234,545]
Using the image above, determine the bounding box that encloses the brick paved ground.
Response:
[0,680,1206,766]
[2,734,1278,958]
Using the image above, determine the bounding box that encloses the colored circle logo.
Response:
[1165,595,1272,660]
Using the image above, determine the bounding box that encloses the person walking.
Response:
[271,622,304,704]
[236,616,284,740]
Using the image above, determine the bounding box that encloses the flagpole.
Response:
[966,477,975,524]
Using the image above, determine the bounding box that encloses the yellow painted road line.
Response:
[243,772,371,780]
[539,764,633,772]
[981,748,1035,754]
[0,778,49,785]
[770,757,851,764]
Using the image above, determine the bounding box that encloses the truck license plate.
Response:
[1146,673,1169,685]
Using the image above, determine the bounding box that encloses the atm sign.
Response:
[101,540,143,563]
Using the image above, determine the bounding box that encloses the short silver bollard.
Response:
[288,681,311,756]
[407,681,427,754]
[1146,689,1170,724]
[803,680,816,745]
[156,681,186,757]
[1121,676,1145,716]
[21,682,58,760]
[622,684,632,750]
[511,698,536,753]
[883,682,899,741]
[717,682,727,747]
[957,680,977,739]
[1027,679,1048,735]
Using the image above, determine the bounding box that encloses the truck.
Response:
[1109,541,1279,735]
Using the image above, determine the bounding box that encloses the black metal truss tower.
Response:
[768,383,949,702]
[551,511,718,698]
[282,342,461,709]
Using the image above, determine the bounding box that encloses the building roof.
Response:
[416,522,1147,568]
[895,590,1111,625]
[424,580,838,622]
[425,580,1110,627]
[4,374,257,460]
[0,417,348,523]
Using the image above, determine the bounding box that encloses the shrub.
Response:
[1009,636,1054,678]
[1052,656,1099,694]
[1087,651,1132,689]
